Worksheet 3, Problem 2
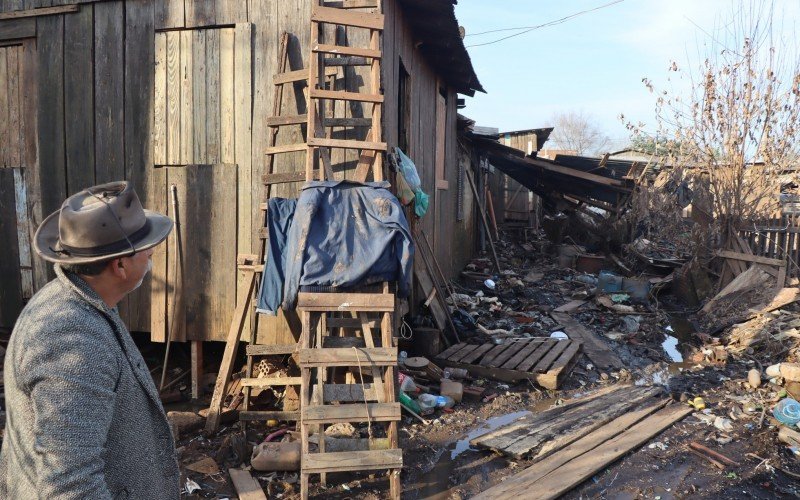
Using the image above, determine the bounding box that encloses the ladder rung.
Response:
[266,114,307,127]
[324,56,369,66]
[297,291,394,311]
[265,143,307,155]
[299,347,397,367]
[246,344,297,356]
[302,450,403,474]
[311,6,384,30]
[324,117,372,127]
[313,43,381,60]
[241,377,302,388]
[237,263,264,272]
[302,403,401,425]
[324,318,378,330]
[274,67,338,85]
[323,1,379,9]
[310,89,383,103]
[240,410,299,422]
[308,137,387,152]
[262,170,317,185]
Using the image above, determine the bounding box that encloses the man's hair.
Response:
[61,259,113,276]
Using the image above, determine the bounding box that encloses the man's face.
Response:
[119,247,154,293]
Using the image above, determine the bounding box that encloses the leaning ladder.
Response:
[298,2,401,499]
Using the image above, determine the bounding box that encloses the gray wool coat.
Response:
[0,265,180,499]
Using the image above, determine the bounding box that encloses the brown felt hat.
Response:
[34,181,173,264]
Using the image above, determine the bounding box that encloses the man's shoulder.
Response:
[14,278,111,342]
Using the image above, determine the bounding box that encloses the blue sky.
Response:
[454,0,800,150]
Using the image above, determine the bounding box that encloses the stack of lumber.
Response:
[472,385,692,499]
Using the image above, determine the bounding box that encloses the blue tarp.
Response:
[257,181,414,314]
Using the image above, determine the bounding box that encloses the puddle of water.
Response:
[450,410,532,459]
[410,410,532,499]
[662,335,684,362]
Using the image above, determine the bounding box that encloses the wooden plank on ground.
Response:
[228,468,267,500]
[550,312,623,370]
[471,399,671,499]
[502,340,548,370]
[472,386,662,459]
[515,340,557,372]
[476,404,692,499]
[554,299,587,313]
[461,343,494,364]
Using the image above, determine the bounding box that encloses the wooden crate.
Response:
[434,339,582,389]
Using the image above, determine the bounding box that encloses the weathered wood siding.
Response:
[0,0,476,340]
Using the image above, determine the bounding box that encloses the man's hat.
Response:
[34,181,173,264]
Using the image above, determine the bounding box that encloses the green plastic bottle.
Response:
[399,392,421,414]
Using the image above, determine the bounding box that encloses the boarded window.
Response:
[150,25,253,343]
[153,27,241,166]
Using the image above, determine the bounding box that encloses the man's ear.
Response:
[109,258,127,279]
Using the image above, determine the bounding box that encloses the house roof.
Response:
[397,0,484,96]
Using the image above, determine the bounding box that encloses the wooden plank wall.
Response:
[0,0,477,340]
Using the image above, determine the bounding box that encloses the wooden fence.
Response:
[738,213,800,280]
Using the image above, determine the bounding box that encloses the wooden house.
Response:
[0,0,483,346]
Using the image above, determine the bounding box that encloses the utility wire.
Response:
[466,0,625,48]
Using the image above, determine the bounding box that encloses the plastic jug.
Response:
[435,395,455,410]
[440,379,463,403]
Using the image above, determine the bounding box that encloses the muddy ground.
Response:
[173,233,800,499]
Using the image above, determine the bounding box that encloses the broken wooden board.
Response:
[472,403,692,499]
[553,299,587,313]
[747,287,800,316]
[470,385,663,459]
[550,312,623,370]
[228,468,267,500]
[434,339,581,389]
[702,264,771,313]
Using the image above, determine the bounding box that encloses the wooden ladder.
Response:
[205,31,336,433]
[306,0,386,183]
[298,287,401,499]
[298,2,400,499]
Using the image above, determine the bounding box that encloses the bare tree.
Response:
[630,1,800,230]
[548,110,611,156]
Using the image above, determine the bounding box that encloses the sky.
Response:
[454,0,800,151]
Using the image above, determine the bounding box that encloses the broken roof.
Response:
[397,0,484,96]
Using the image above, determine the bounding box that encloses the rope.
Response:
[399,319,413,340]
[351,346,373,439]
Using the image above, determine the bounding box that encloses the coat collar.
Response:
[55,265,165,410]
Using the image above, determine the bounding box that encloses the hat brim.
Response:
[34,209,174,264]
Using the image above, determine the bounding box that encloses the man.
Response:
[0,181,180,499]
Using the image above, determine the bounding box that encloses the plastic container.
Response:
[440,379,463,403]
[443,367,469,380]
[435,395,455,410]
[399,392,421,414]
[251,441,301,471]
[417,394,438,415]
[774,398,800,427]
[398,373,421,394]
[598,271,623,292]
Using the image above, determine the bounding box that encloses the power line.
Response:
[465,0,625,48]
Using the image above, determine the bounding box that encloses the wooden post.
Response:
[191,340,203,400]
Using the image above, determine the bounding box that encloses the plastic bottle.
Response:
[417,394,438,415]
[399,392,421,414]
[435,395,455,410]
[397,373,421,394]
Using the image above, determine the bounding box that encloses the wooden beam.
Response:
[0,19,35,40]
[716,250,786,267]
[302,403,401,424]
[240,377,302,387]
[302,449,403,473]
[228,469,267,500]
[0,5,79,21]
